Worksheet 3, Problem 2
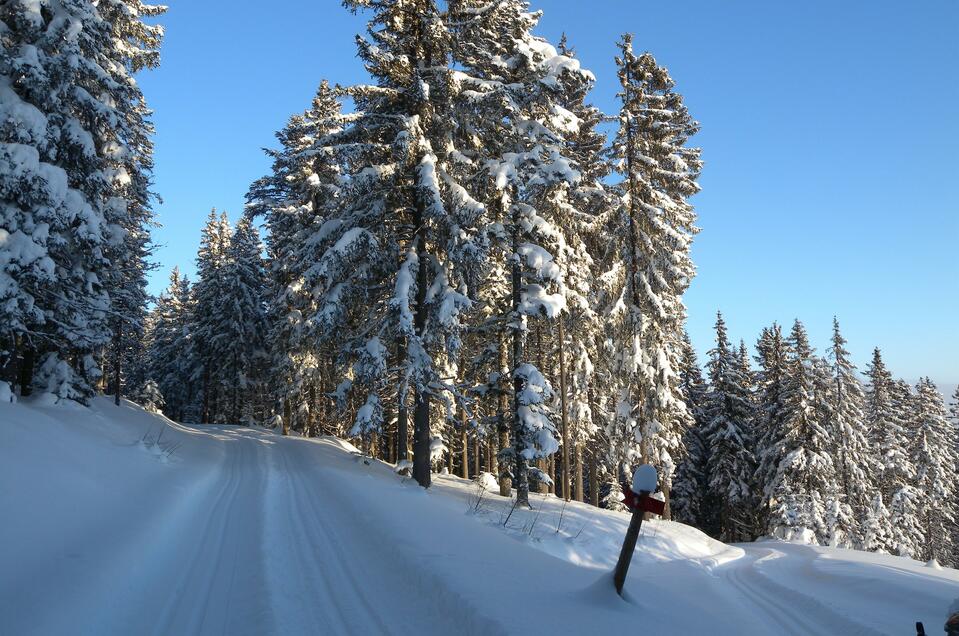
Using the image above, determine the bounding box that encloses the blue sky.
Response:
[139,0,958,385]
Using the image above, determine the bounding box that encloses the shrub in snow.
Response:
[0,381,15,404]
[475,472,499,491]
[603,481,627,513]
[137,380,165,414]
[395,460,413,477]
[32,353,89,404]
[528,467,554,488]
[429,436,448,469]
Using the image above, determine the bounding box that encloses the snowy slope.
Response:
[1,396,957,635]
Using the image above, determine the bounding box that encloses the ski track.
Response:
[724,546,884,636]
[267,436,507,636]
[152,429,270,636]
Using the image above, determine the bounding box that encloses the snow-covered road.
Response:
[2,398,957,635]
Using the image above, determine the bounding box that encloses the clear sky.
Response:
[139,0,958,386]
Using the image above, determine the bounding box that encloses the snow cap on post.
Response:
[631,464,658,494]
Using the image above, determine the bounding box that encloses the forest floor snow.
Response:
[1,396,957,635]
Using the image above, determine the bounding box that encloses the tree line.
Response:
[671,314,957,565]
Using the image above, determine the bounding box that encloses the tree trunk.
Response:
[511,227,529,508]
[411,236,432,487]
[497,335,512,498]
[231,351,240,424]
[487,438,495,479]
[573,443,584,502]
[557,318,569,500]
[201,367,211,424]
[396,339,409,463]
[473,431,481,477]
[282,397,290,436]
[113,319,122,406]
[460,408,469,479]
[18,345,35,397]
[588,446,599,507]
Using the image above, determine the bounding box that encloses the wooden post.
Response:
[613,465,658,596]
[613,491,649,596]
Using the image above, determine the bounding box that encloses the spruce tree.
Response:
[191,210,233,423]
[764,321,836,543]
[865,350,922,556]
[247,80,346,437]
[671,331,709,528]
[755,323,789,532]
[865,350,913,502]
[910,378,957,565]
[145,268,198,422]
[703,312,756,541]
[451,0,593,504]
[215,217,268,424]
[606,33,702,516]
[332,0,492,486]
[825,318,876,547]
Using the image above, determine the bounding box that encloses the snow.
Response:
[632,464,658,493]
[1,397,957,635]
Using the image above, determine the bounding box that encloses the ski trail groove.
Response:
[725,547,884,636]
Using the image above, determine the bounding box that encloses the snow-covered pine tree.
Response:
[865,349,922,556]
[755,324,790,531]
[190,210,234,423]
[97,0,166,407]
[702,312,756,541]
[213,217,268,424]
[737,336,763,538]
[0,0,163,401]
[909,378,957,565]
[825,318,876,548]
[451,0,594,505]
[246,80,346,438]
[606,33,701,517]
[862,492,893,553]
[325,0,491,486]
[764,321,836,543]
[671,331,710,528]
[810,353,859,547]
[865,350,913,501]
[137,379,164,414]
[144,267,198,421]
[552,34,613,502]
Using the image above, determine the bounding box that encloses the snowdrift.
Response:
[2,396,957,635]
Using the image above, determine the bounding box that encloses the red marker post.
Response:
[613,464,660,596]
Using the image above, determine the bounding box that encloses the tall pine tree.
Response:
[606,33,701,516]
